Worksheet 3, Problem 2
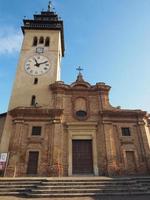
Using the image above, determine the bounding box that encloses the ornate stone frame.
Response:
[66,122,98,176]
[71,96,90,121]
[28,123,45,138]
[121,145,139,173]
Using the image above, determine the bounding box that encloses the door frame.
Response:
[125,151,137,174]
[67,122,98,176]
[123,149,138,174]
[72,139,93,174]
[26,150,40,175]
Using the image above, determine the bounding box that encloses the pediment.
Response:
[70,81,91,89]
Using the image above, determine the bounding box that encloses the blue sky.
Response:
[0,0,150,113]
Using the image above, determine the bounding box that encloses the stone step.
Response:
[36,184,143,189]
[0,180,140,186]
[0,178,150,184]
[0,177,149,198]
[0,181,130,185]
[0,192,21,196]
[25,191,150,198]
[41,179,135,182]
[0,184,135,189]
[0,188,147,195]
[30,187,148,194]
[0,187,35,191]
[0,188,30,191]
[0,183,146,189]
[0,176,149,181]
[0,185,146,191]
[136,177,150,180]
[0,181,41,185]
[137,181,150,184]
[0,184,37,188]
[40,180,137,185]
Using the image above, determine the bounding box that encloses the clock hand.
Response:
[34,58,38,64]
[34,58,40,67]
[39,61,48,65]
[38,61,48,65]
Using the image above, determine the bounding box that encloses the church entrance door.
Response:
[72,140,93,174]
[27,151,39,175]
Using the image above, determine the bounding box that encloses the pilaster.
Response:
[50,120,63,176]
[5,120,24,177]
[138,122,150,171]
[103,122,118,176]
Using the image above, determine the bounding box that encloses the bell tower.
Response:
[0,3,64,153]
[9,2,64,110]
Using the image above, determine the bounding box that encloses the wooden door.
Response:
[27,151,39,175]
[126,151,136,174]
[72,140,93,174]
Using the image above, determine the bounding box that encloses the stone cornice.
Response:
[100,109,147,119]
[9,107,63,119]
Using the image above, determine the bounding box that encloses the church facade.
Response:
[0,5,150,177]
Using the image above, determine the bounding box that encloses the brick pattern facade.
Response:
[1,74,150,177]
[0,6,150,177]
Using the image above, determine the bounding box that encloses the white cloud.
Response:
[0,27,23,54]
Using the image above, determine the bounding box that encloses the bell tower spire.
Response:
[22,4,65,56]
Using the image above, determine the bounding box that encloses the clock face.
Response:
[25,55,50,76]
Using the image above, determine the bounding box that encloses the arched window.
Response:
[45,37,50,46]
[76,110,87,118]
[33,37,38,46]
[39,36,44,44]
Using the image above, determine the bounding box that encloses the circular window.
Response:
[76,110,87,119]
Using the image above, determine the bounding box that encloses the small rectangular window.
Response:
[31,95,36,106]
[32,126,42,136]
[34,78,38,84]
[121,127,131,136]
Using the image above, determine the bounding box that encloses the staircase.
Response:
[0,176,150,198]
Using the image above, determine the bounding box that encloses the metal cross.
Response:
[76,66,83,73]
[48,1,52,12]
